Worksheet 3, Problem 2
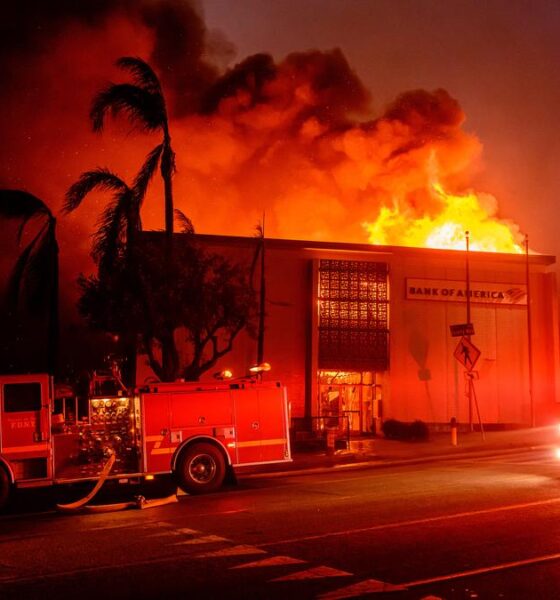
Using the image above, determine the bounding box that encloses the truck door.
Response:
[231,387,263,464]
[257,385,290,463]
[0,374,52,480]
[231,384,290,466]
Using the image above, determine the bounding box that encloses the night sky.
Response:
[2,0,560,297]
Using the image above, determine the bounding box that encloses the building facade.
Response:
[137,234,560,430]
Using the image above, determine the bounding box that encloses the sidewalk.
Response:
[237,424,560,478]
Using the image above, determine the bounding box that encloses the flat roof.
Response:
[148,232,555,266]
[158,232,556,265]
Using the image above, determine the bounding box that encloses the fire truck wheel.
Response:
[176,443,226,495]
[0,467,10,511]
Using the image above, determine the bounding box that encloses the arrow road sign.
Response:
[454,336,480,371]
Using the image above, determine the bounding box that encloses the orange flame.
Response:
[364,182,523,253]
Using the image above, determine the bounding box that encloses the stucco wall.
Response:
[137,234,560,426]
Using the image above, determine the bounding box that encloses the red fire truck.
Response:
[0,372,291,510]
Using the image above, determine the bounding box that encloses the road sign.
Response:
[450,323,475,337]
[454,336,480,371]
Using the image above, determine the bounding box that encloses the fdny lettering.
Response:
[9,417,35,429]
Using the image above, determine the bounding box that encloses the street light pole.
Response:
[466,230,471,328]
[465,231,472,431]
[525,234,535,427]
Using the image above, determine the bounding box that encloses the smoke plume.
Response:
[0,0,521,368]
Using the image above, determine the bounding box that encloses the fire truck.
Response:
[0,372,291,510]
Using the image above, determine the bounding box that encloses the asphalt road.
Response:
[1,447,559,599]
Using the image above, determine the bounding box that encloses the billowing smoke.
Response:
[0,1,520,372]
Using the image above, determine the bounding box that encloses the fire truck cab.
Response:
[0,373,291,510]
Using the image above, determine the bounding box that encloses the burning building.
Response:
[136,234,560,432]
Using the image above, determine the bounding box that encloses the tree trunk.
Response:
[46,224,59,376]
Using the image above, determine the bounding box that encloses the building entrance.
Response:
[318,371,381,435]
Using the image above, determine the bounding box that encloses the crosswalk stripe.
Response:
[145,527,201,538]
[318,578,406,598]
[194,545,268,559]
[231,556,305,569]
[176,528,201,535]
[271,566,352,582]
[173,535,229,545]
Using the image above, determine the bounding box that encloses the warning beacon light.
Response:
[249,362,272,374]
[213,369,234,380]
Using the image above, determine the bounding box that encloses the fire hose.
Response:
[56,454,178,514]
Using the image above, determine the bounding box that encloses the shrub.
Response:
[382,419,429,441]
[382,419,408,440]
[408,420,429,441]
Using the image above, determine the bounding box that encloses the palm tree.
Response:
[64,151,161,384]
[64,144,161,269]
[0,190,58,374]
[90,56,175,238]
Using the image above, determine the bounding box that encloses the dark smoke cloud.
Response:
[0,0,225,116]
[201,48,371,127]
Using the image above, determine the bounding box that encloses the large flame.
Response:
[364,182,523,253]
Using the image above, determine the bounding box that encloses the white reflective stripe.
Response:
[236,439,287,448]
[3,444,48,453]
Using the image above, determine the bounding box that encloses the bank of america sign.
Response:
[406,278,527,305]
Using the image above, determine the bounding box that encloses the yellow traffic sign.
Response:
[454,336,480,371]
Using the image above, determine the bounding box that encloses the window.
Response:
[3,383,42,413]
[317,259,389,371]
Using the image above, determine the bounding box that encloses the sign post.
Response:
[453,336,484,440]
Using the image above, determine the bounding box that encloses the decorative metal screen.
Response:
[317,260,389,371]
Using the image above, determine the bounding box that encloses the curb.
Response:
[238,442,556,480]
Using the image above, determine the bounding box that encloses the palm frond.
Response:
[20,221,58,313]
[0,190,51,241]
[175,209,195,234]
[92,198,127,268]
[5,219,57,314]
[133,144,163,199]
[64,168,129,213]
[116,56,161,94]
[90,83,164,133]
[4,237,37,314]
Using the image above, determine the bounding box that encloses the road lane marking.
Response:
[180,509,249,517]
[319,552,560,597]
[271,566,352,581]
[258,496,560,547]
[193,545,268,559]
[172,534,229,545]
[231,556,305,569]
[318,578,407,598]
[403,551,560,588]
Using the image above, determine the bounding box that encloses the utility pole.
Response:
[525,235,535,427]
[465,231,473,431]
[257,213,266,365]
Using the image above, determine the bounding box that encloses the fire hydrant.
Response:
[450,417,458,446]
